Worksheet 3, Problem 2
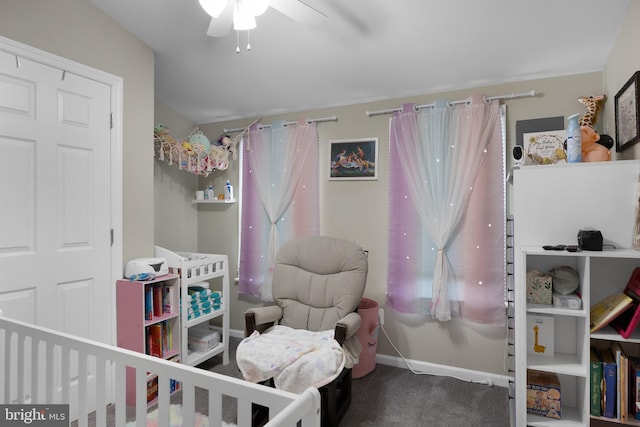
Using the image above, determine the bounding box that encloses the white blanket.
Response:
[236,325,345,394]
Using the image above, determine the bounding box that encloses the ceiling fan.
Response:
[199,0,327,37]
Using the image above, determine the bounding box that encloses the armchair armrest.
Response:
[244,305,283,336]
[335,312,361,345]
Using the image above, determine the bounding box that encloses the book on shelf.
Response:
[152,285,163,318]
[144,285,153,321]
[629,357,640,420]
[162,284,174,314]
[162,321,168,355]
[526,314,554,357]
[590,292,634,333]
[147,375,158,404]
[612,342,628,422]
[590,346,603,417]
[597,346,617,419]
[147,323,163,358]
[611,267,640,339]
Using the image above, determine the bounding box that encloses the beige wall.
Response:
[0,0,155,262]
[604,0,640,160]
[187,72,603,376]
[153,102,199,252]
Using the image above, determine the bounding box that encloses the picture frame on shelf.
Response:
[615,71,640,152]
[522,130,567,165]
[329,138,378,180]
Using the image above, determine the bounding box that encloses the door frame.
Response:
[0,35,123,347]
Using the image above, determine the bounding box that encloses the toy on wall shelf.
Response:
[581,125,613,162]
[578,95,606,128]
[153,123,250,176]
[577,94,612,162]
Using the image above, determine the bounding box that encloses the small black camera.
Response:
[513,145,523,166]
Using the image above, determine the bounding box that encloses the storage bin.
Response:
[353,298,379,379]
[188,325,220,352]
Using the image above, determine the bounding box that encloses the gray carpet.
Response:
[201,337,511,427]
[82,337,510,426]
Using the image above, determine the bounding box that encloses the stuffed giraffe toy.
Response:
[578,94,606,127]
[577,95,611,161]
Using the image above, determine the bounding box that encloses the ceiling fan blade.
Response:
[269,0,327,28]
[206,2,234,37]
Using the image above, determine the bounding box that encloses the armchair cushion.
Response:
[273,236,368,332]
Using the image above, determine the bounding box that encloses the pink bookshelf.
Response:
[116,274,181,406]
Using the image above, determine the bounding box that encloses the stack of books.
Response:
[145,320,172,358]
[590,343,640,421]
[144,283,175,320]
[589,268,640,421]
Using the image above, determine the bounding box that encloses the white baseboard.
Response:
[375,353,512,388]
[230,328,512,388]
[229,328,244,339]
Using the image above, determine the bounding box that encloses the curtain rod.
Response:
[224,115,337,133]
[365,90,537,117]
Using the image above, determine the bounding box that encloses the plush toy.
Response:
[154,124,177,146]
[578,95,606,128]
[154,124,179,162]
[581,125,611,162]
[216,135,238,160]
[576,95,612,162]
[187,130,211,152]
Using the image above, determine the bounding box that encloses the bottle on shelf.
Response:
[566,113,582,163]
[225,180,233,201]
[207,185,214,200]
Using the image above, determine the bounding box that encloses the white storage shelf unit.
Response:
[154,246,230,367]
[513,160,640,426]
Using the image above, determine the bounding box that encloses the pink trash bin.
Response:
[352,298,379,379]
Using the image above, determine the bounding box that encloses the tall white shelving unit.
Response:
[512,160,640,426]
[154,246,230,367]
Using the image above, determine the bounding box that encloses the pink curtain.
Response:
[387,96,506,324]
[238,120,319,300]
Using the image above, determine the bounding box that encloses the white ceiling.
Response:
[89,0,630,124]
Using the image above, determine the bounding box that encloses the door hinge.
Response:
[110,229,114,246]
[110,113,114,129]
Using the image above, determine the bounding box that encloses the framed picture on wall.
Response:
[615,71,640,152]
[329,138,378,180]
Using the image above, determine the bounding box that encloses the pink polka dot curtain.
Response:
[387,96,506,324]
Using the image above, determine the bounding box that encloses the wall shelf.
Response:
[192,199,236,204]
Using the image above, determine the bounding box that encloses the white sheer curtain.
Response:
[238,119,319,300]
[389,95,503,322]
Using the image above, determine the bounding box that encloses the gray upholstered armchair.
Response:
[244,235,368,426]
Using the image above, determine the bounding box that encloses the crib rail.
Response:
[0,315,320,427]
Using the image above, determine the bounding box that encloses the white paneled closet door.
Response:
[0,48,112,414]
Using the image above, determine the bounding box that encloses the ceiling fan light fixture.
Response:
[198,0,227,18]
[233,0,257,30]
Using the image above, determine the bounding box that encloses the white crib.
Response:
[0,315,321,427]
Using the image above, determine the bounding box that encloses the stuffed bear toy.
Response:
[581,125,611,162]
